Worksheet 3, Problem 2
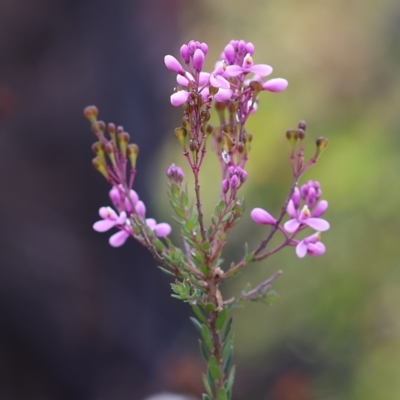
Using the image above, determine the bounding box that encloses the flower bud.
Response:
[92,157,109,180]
[222,179,230,194]
[127,144,139,168]
[224,44,236,63]
[164,55,185,74]
[314,137,329,159]
[200,42,208,55]
[84,105,98,124]
[117,131,130,158]
[230,174,239,188]
[180,44,190,63]
[298,120,307,131]
[174,127,187,149]
[193,49,205,72]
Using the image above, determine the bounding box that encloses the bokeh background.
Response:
[1,0,400,399]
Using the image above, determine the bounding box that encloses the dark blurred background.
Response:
[1,0,400,399]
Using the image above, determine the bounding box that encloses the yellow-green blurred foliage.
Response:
[151,0,400,398]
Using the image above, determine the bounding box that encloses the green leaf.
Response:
[190,317,202,333]
[171,184,180,198]
[201,241,211,251]
[208,355,220,381]
[218,200,225,213]
[245,253,254,263]
[205,303,215,312]
[243,242,249,256]
[174,206,186,218]
[222,212,233,223]
[202,374,212,397]
[185,218,196,231]
[201,324,214,350]
[199,340,209,361]
[199,264,210,276]
[222,318,233,342]
[217,387,228,400]
[225,365,236,391]
[222,334,233,359]
[181,190,189,207]
[223,346,233,373]
[153,240,164,252]
[216,309,228,331]
[192,305,208,324]
[158,266,174,276]
[202,395,211,400]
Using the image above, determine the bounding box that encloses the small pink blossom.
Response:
[146,218,171,237]
[170,90,190,106]
[284,202,330,233]
[262,78,288,93]
[251,208,276,225]
[225,54,273,77]
[109,230,130,247]
[164,55,185,75]
[93,207,127,232]
[295,232,326,258]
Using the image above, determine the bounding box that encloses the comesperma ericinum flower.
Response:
[295,232,326,258]
[284,202,330,233]
[225,53,273,77]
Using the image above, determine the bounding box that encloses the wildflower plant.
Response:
[84,39,329,400]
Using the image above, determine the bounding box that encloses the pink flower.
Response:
[225,54,273,77]
[251,207,276,225]
[284,201,330,233]
[295,232,326,258]
[93,207,127,232]
[262,78,288,93]
[164,55,185,75]
[170,90,190,106]
[146,218,171,237]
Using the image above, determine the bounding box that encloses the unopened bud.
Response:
[104,142,116,166]
[166,163,185,186]
[127,144,139,168]
[174,127,187,149]
[117,131,130,158]
[296,128,305,140]
[84,105,99,124]
[108,123,117,144]
[314,137,328,159]
[286,129,297,147]
[201,110,211,122]
[222,179,230,194]
[298,120,307,131]
[92,156,109,180]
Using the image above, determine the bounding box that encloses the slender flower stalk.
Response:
[85,38,330,400]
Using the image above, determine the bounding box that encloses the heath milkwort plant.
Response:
[84,39,329,400]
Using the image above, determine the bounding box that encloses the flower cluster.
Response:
[93,186,171,247]
[251,180,330,258]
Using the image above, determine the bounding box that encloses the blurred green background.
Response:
[153,0,400,398]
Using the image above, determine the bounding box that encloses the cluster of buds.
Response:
[84,106,171,247]
[221,166,248,200]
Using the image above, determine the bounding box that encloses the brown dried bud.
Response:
[92,156,109,180]
[104,142,116,166]
[127,144,139,168]
[189,139,198,152]
[84,105,99,124]
[117,132,130,157]
[237,142,245,154]
[314,136,329,159]
[229,100,239,113]
[298,120,307,131]
[296,128,305,140]
[201,109,210,122]
[206,123,214,135]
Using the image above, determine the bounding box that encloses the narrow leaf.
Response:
[217,387,228,400]
[201,241,211,251]
[222,334,233,359]
[215,309,228,331]
[153,240,164,252]
[226,365,236,391]
[190,317,202,333]
[208,355,221,381]
[223,346,233,373]
[174,206,186,218]
[222,317,233,342]
[201,324,214,350]
[158,266,174,276]
[199,340,209,361]
[192,305,208,324]
[202,374,212,397]
[222,212,233,223]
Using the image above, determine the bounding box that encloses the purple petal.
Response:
[93,219,116,232]
[286,200,297,218]
[170,90,190,106]
[308,242,326,256]
[99,206,117,220]
[146,218,157,229]
[248,64,273,77]
[193,49,205,72]
[296,241,308,258]
[199,72,210,85]
[305,218,330,231]
[313,200,328,217]
[284,219,300,233]
[109,187,121,207]
[116,211,127,225]
[164,55,185,74]
[214,88,233,102]
[135,201,146,219]
[109,230,130,247]
[225,65,243,77]
[262,78,288,93]
[250,208,276,225]
[200,87,210,102]
[176,74,191,87]
[154,223,172,237]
